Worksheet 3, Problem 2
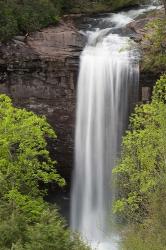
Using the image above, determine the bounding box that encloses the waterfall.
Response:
[70,6,145,250]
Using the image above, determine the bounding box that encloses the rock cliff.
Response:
[0,20,85,184]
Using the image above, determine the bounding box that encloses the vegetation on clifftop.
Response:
[0,0,62,42]
[142,18,166,72]
[67,0,139,14]
[0,0,139,42]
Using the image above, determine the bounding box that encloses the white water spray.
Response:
[70,5,158,250]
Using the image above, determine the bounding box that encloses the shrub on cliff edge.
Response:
[142,18,166,73]
[0,0,61,42]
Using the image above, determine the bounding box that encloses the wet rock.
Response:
[13,35,26,42]
[142,86,152,102]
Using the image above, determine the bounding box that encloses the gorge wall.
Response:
[0,19,85,184]
[0,11,162,185]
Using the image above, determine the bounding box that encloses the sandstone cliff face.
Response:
[0,20,85,184]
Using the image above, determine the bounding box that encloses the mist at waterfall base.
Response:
[70,4,158,250]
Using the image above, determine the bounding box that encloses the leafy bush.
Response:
[113,74,166,223]
[0,94,65,200]
[0,94,89,250]
[113,74,166,249]
[108,0,139,10]
[0,0,62,42]
[0,1,19,42]
[68,0,139,14]
[0,204,90,250]
[16,0,58,33]
[141,18,166,72]
[121,178,166,250]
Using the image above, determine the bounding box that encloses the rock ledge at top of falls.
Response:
[126,7,165,88]
[0,19,85,64]
[122,8,165,42]
[27,21,85,60]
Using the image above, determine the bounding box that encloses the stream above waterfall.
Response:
[70,3,161,250]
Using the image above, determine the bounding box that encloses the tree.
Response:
[142,18,166,72]
[0,94,65,201]
[113,75,166,223]
[0,204,90,250]
[0,94,89,250]
[0,0,60,42]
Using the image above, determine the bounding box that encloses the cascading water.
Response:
[71,4,157,250]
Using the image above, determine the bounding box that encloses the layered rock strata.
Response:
[0,20,85,184]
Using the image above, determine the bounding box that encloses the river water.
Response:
[71,3,161,250]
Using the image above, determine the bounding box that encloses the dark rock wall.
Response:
[0,21,85,185]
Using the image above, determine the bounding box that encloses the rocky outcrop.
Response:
[126,7,165,98]
[0,20,85,184]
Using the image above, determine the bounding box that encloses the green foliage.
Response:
[0,0,140,40]
[0,0,62,42]
[108,0,139,11]
[0,203,90,250]
[142,18,166,72]
[23,208,90,250]
[0,94,65,201]
[0,94,89,250]
[153,74,166,102]
[68,0,139,14]
[113,75,166,223]
[15,0,58,33]
[0,1,19,41]
[121,178,166,250]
